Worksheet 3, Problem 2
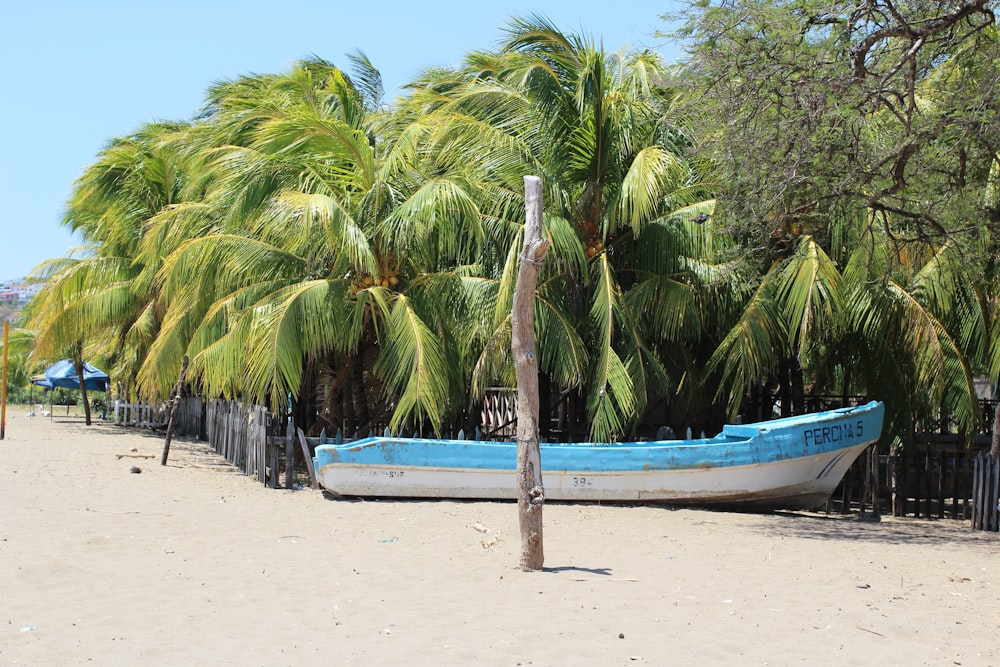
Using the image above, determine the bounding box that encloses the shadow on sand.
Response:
[760,509,995,547]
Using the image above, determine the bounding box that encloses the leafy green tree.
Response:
[673,0,998,443]
[669,0,999,248]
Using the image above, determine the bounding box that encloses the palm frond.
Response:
[375,294,451,434]
[776,236,843,360]
[240,279,356,407]
[617,145,686,235]
[470,314,514,398]
[543,213,588,281]
[625,274,700,342]
[346,49,385,112]
[586,255,636,441]
[854,278,981,434]
[707,275,789,417]
[535,286,588,389]
[379,177,484,265]
[265,192,377,277]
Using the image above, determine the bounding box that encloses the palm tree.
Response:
[707,218,989,448]
[139,57,486,436]
[408,16,717,441]
[25,122,195,421]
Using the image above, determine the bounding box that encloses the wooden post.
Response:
[992,400,999,458]
[871,449,880,517]
[972,452,982,530]
[285,415,295,489]
[160,355,189,466]
[1,320,8,440]
[990,401,1000,529]
[972,449,998,531]
[297,428,319,489]
[993,455,1000,531]
[269,436,280,489]
[512,175,550,571]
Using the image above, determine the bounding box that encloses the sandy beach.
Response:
[1,409,997,666]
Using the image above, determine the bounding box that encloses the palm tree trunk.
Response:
[298,356,317,436]
[74,360,92,426]
[352,346,370,434]
[161,355,189,466]
[778,358,792,417]
[539,372,551,440]
[341,367,354,436]
[314,353,350,436]
[841,366,852,408]
[790,356,805,415]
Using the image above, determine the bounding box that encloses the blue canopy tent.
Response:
[30,360,110,419]
[41,359,110,392]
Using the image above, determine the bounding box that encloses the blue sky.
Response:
[0,0,683,281]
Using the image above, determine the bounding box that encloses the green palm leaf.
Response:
[707,274,789,417]
[239,280,355,407]
[853,278,980,434]
[776,236,843,360]
[375,294,451,434]
[535,282,588,389]
[264,192,377,277]
[587,255,636,441]
[379,177,484,264]
[617,145,686,235]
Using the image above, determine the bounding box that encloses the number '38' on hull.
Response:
[312,402,884,510]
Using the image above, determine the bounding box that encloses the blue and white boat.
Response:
[313,401,884,509]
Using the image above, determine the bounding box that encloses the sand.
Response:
[1,408,998,666]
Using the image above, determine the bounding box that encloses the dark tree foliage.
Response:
[669,0,999,257]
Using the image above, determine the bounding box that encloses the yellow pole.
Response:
[1,319,9,440]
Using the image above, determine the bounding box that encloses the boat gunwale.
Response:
[313,402,884,473]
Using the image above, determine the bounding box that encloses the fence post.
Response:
[285,415,295,489]
[297,428,318,489]
[971,451,999,531]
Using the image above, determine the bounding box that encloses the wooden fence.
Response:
[482,389,517,438]
[114,400,167,429]
[206,400,270,482]
[827,441,999,530]
[971,451,999,531]
[114,397,204,437]
[893,442,977,520]
[202,400,318,489]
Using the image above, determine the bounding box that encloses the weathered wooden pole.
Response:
[991,400,999,458]
[161,355,189,466]
[512,175,550,571]
[285,413,295,489]
[297,427,320,489]
[989,400,999,530]
[1,320,8,440]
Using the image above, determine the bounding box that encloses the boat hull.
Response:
[314,402,884,510]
